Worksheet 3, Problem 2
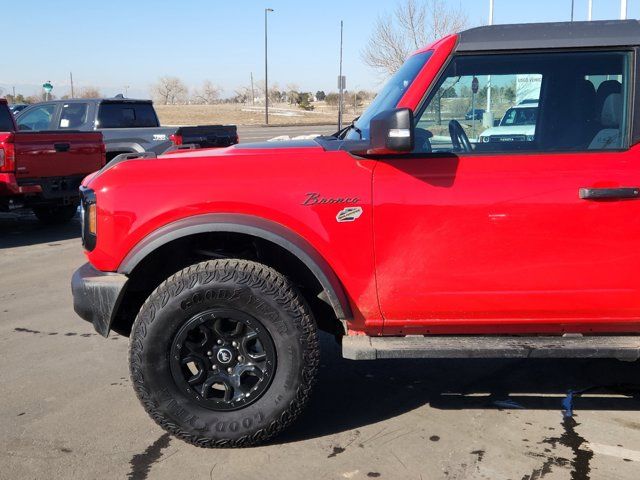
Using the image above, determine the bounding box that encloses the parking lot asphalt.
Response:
[237,124,337,143]
[2,186,640,479]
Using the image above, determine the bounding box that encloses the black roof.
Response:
[457,20,640,52]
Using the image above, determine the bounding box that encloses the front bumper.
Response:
[71,263,129,337]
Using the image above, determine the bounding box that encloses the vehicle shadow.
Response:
[0,210,81,249]
[278,333,640,444]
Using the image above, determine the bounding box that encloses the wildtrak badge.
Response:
[336,206,363,223]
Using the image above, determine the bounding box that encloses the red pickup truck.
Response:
[0,99,104,223]
[72,20,640,447]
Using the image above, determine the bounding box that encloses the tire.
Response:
[129,259,320,448]
[33,205,77,225]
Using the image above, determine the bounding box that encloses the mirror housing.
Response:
[366,108,414,155]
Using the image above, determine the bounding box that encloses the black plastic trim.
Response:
[118,213,352,320]
[71,262,129,337]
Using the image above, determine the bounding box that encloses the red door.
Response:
[373,147,640,335]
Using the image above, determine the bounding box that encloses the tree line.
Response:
[151,77,375,109]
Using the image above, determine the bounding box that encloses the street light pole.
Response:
[486,0,494,117]
[588,0,593,20]
[621,0,627,19]
[265,8,274,125]
[338,20,344,131]
[571,0,574,21]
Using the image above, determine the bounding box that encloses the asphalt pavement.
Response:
[237,124,337,143]
[2,132,640,479]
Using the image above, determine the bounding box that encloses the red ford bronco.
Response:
[72,20,640,447]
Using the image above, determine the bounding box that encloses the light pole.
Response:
[621,0,627,19]
[485,0,494,122]
[265,8,274,125]
[588,0,593,20]
[570,0,574,21]
[338,20,344,130]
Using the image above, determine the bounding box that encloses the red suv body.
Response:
[72,20,640,446]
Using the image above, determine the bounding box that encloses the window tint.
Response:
[0,105,15,131]
[59,103,88,128]
[97,103,158,128]
[17,104,56,131]
[414,51,630,154]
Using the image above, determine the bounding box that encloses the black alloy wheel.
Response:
[170,308,276,411]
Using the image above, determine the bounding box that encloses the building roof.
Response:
[457,20,640,52]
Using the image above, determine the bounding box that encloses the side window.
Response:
[97,103,159,128]
[414,51,630,154]
[133,104,159,127]
[17,104,56,131]
[59,103,88,128]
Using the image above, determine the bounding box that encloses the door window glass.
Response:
[17,104,56,131]
[414,51,630,154]
[59,103,88,128]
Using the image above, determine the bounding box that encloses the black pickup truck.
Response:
[15,97,238,162]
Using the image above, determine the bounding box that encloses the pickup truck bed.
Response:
[1,100,105,223]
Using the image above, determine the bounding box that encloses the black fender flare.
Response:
[118,213,352,320]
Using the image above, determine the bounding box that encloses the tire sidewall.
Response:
[130,261,315,446]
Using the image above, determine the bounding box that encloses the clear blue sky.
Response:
[2,0,639,98]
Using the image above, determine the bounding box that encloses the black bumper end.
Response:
[71,263,129,337]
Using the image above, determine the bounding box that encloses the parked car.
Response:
[478,103,538,143]
[465,108,485,120]
[15,97,238,162]
[0,99,104,223]
[9,104,29,114]
[72,20,640,447]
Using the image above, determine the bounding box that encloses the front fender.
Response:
[118,213,352,321]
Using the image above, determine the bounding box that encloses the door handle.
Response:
[54,143,71,152]
[579,187,640,200]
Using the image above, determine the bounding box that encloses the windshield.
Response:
[346,51,432,140]
[500,107,538,126]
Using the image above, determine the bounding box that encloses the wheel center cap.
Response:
[217,348,233,364]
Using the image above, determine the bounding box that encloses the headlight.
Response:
[80,186,97,251]
[481,136,490,143]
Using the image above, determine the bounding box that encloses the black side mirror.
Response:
[367,108,414,155]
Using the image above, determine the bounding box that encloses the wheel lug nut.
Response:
[227,367,233,373]
[212,365,217,370]
[232,341,238,347]
[207,351,212,356]
[217,340,223,345]
[238,355,244,362]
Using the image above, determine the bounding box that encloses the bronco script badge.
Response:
[336,206,363,223]
[302,192,359,206]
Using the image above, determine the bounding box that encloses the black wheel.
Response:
[33,205,77,225]
[129,259,320,447]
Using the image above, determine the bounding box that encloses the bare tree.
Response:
[78,86,101,98]
[233,85,252,103]
[191,80,222,104]
[153,76,188,105]
[362,0,468,76]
